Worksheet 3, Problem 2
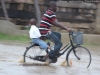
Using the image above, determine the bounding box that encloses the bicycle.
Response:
[23,31,91,68]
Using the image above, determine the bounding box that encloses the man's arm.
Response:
[52,19,71,32]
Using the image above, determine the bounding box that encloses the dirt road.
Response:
[0,42,100,75]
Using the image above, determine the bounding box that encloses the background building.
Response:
[0,0,100,34]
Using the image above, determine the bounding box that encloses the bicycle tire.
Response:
[23,45,46,63]
[66,46,91,68]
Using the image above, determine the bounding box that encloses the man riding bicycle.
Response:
[39,1,72,60]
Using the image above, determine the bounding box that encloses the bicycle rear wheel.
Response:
[23,45,46,64]
[66,46,91,68]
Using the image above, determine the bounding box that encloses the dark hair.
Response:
[49,1,57,8]
[29,18,36,25]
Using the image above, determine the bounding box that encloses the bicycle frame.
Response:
[57,33,79,57]
[26,32,79,59]
[24,31,91,68]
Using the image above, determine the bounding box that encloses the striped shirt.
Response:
[39,9,57,36]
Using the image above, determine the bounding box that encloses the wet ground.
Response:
[0,42,100,75]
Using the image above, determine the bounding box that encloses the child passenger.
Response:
[29,18,51,52]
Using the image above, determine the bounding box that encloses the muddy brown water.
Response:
[0,43,100,75]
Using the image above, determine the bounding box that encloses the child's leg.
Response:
[32,38,50,50]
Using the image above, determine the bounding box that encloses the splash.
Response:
[60,60,67,66]
[18,56,24,63]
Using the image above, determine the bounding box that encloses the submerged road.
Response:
[0,43,100,75]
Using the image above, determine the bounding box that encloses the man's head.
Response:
[49,1,57,12]
[29,18,36,26]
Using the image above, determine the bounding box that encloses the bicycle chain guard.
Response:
[33,56,46,62]
[33,55,58,63]
[32,52,61,63]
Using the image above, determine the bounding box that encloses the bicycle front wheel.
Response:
[23,45,46,64]
[66,46,91,68]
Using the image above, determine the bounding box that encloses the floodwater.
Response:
[0,43,100,75]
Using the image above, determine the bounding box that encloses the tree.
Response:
[34,0,41,27]
[1,0,9,21]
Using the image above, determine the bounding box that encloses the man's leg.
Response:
[52,31,61,40]
[47,32,62,57]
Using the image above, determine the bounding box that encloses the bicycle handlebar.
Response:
[69,30,74,35]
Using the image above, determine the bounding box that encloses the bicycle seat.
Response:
[40,36,48,41]
[29,42,40,46]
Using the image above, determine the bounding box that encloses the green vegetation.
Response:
[0,33,30,42]
[0,33,100,47]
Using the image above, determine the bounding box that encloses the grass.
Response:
[0,33,100,47]
[0,33,48,45]
[0,33,30,42]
